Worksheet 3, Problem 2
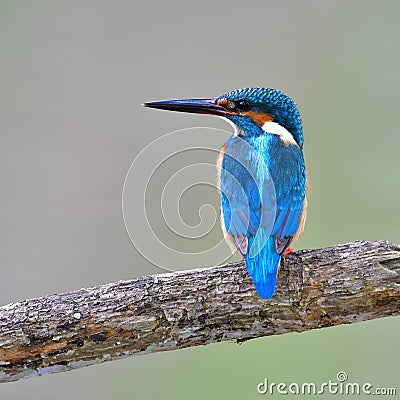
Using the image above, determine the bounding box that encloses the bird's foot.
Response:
[284,247,294,256]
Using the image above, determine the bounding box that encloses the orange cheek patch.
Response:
[243,111,274,127]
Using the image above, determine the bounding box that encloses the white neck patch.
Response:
[261,121,298,147]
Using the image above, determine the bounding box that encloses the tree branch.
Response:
[0,240,399,383]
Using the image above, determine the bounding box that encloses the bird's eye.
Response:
[236,100,251,112]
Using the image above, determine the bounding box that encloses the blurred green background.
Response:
[1,0,399,399]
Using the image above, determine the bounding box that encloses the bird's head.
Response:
[144,87,303,148]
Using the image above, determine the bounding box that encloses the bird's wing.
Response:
[220,138,306,256]
[270,143,307,255]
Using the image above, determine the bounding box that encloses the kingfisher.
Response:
[144,88,307,299]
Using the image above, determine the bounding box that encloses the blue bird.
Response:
[144,88,307,298]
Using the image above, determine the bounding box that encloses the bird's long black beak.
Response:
[143,98,229,117]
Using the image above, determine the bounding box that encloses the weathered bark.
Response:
[0,240,399,383]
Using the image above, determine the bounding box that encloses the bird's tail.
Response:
[244,235,280,299]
